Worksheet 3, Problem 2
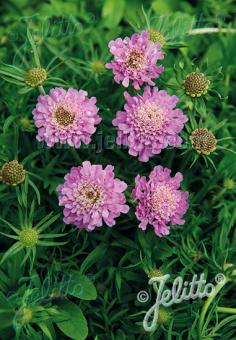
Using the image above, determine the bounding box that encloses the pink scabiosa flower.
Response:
[33,87,101,147]
[106,31,164,90]
[132,166,189,237]
[57,161,129,231]
[113,86,188,162]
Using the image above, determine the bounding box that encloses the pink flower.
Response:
[57,161,129,231]
[113,86,188,162]
[106,31,164,90]
[132,166,189,237]
[33,87,101,147]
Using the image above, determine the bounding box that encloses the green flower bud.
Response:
[224,179,235,190]
[157,307,171,325]
[90,60,106,74]
[19,228,39,247]
[16,308,33,324]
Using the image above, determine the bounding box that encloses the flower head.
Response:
[90,60,106,74]
[0,160,26,185]
[148,29,165,47]
[132,166,189,237]
[33,87,101,147]
[148,268,164,278]
[183,72,210,97]
[224,178,235,190]
[19,228,39,247]
[19,116,32,130]
[16,308,33,324]
[25,67,47,87]
[190,128,216,155]
[57,161,129,231]
[113,86,188,162]
[106,31,164,90]
[157,307,171,325]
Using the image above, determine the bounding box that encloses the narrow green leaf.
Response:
[0,242,23,264]
[80,244,107,274]
[35,213,60,233]
[27,28,41,67]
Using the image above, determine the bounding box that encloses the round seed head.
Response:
[148,268,164,278]
[0,160,26,186]
[25,67,47,87]
[183,72,210,97]
[190,128,216,155]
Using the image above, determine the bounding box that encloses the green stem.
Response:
[216,306,236,314]
[38,85,46,95]
[198,279,228,339]
[189,28,236,35]
[209,315,236,336]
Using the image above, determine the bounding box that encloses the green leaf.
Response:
[195,97,206,116]
[38,322,54,340]
[80,244,107,274]
[3,116,18,134]
[123,0,143,24]
[38,240,67,246]
[0,216,20,234]
[56,300,88,340]
[35,213,60,233]
[0,292,14,329]
[18,86,33,94]
[102,0,125,28]
[27,28,41,67]
[66,270,97,300]
[40,0,78,16]
[0,69,24,81]
[0,291,13,310]
[151,0,173,15]
[28,179,41,205]
[0,242,23,265]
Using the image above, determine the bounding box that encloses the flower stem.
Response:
[189,28,236,35]
[38,86,46,95]
[198,279,228,339]
[216,306,236,314]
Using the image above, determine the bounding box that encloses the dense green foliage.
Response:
[0,0,236,339]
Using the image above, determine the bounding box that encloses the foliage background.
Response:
[0,0,236,339]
